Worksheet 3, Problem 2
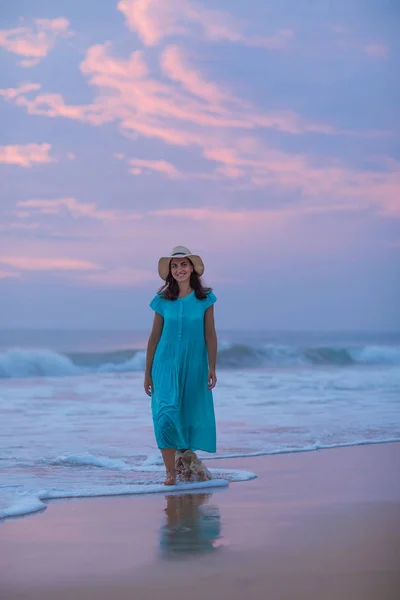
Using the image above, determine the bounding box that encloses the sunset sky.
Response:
[1,0,399,331]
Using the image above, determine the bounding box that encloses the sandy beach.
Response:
[1,442,400,600]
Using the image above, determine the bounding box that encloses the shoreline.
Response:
[2,438,400,523]
[1,442,400,599]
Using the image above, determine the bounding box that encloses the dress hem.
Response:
[157,446,216,454]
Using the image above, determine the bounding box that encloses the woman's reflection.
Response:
[159,492,221,559]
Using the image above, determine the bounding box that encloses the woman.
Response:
[144,246,218,486]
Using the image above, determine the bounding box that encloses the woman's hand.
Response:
[144,372,153,397]
[207,368,217,390]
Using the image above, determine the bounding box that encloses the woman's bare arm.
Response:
[144,314,163,395]
[205,305,217,389]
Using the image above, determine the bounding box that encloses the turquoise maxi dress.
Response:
[149,290,217,453]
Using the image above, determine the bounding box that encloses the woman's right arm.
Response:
[144,313,163,396]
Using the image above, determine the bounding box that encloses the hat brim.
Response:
[158,254,204,280]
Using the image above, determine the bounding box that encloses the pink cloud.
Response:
[129,158,182,178]
[0,82,41,100]
[17,197,142,222]
[251,111,336,135]
[128,156,218,180]
[14,90,97,122]
[0,222,40,232]
[80,42,148,79]
[0,143,54,167]
[347,170,400,216]
[362,43,389,59]
[254,29,293,50]
[152,207,277,222]
[79,43,251,129]
[215,165,246,179]
[0,83,104,125]
[117,0,175,46]
[18,58,41,68]
[0,257,100,271]
[0,270,20,280]
[160,45,227,104]
[117,0,293,50]
[117,0,242,46]
[202,140,400,217]
[333,27,389,60]
[122,120,198,146]
[0,17,70,67]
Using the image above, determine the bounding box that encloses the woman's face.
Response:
[170,257,193,284]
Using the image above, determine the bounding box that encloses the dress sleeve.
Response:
[204,291,217,311]
[149,294,164,317]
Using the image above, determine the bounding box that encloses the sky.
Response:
[0,0,399,331]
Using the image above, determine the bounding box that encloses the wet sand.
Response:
[1,443,400,599]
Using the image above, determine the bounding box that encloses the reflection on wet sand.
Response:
[159,493,221,559]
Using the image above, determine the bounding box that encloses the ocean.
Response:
[1,328,399,521]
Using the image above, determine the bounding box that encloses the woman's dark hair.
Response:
[158,258,212,300]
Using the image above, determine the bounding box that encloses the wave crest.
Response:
[0,343,399,378]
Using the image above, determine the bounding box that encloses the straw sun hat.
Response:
[158,246,205,280]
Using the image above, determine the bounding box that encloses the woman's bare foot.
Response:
[164,471,176,486]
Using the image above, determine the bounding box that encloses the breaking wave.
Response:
[1,343,399,378]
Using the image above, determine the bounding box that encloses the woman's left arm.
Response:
[205,305,218,390]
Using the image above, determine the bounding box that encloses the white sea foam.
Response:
[97,351,146,373]
[0,349,81,378]
[42,478,229,499]
[0,495,46,520]
[349,345,400,365]
[141,454,164,467]
[208,468,257,481]
[1,472,257,520]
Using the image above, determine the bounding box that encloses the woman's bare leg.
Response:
[161,448,176,485]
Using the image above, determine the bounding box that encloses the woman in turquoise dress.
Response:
[144,246,218,486]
